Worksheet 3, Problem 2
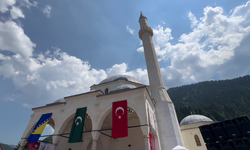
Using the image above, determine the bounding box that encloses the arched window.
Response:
[194,134,201,146]
[105,88,109,94]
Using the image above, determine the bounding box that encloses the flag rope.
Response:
[21,124,148,139]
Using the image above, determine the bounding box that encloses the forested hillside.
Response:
[1,143,14,150]
[168,75,250,122]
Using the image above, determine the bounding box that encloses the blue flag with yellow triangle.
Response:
[27,113,52,143]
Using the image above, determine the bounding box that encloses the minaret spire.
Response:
[140,11,147,20]
[138,12,185,150]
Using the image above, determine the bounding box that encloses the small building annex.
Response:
[180,114,214,150]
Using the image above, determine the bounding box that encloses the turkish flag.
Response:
[149,132,156,150]
[28,142,40,150]
[111,100,128,138]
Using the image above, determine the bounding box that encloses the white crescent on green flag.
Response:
[68,107,87,143]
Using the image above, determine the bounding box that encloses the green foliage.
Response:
[1,143,14,150]
[42,135,52,143]
[14,141,27,150]
[168,75,250,122]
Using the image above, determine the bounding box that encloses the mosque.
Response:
[18,13,214,150]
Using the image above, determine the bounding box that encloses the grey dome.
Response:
[99,75,142,84]
[113,84,136,91]
[180,115,213,126]
[54,98,66,103]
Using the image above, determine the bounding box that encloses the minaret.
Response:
[139,12,184,150]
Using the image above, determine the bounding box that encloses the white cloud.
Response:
[188,12,198,28]
[43,5,52,18]
[1,1,250,109]
[10,6,25,19]
[0,21,35,58]
[126,26,135,34]
[137,1,250,87]
[137,47,144,52]
[0,0,15,13]
[45,124,54,134]
[0,47,108,106]
[19,0,38,8]
[137,25,173,59]
[22,103,30,108]
[106,63,149,85]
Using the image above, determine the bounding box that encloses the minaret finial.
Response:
[139,11,147,20]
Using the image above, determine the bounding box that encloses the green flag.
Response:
[68,107,87,143]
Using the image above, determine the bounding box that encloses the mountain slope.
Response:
[168,75,250,122]
[1,143,14,150]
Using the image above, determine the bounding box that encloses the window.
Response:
[194,134,201,146]
[105,88,109,94]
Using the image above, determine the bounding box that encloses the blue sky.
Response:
[1,0,250,145]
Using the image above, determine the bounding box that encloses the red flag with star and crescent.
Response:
[111,100,128,138]
[27,142,40,150]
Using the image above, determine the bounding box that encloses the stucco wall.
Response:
[181,122,212,150]
[20,82,155,150]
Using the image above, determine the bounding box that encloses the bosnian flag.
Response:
[27,113,52,143]
[111,100,128,138]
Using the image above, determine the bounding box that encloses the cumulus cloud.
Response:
[188,12,198,28]
[43,5,52,18]
[0,45,148,107]
[0,48,108,106]
[1,1,250,108]
[0,0,15,13]
[19,0,38,8]
[22,103,30,108]
[106,63,149,85]
[0,21,35,58]
[126,26,135,34]
[137,1,250,88]
[137,25,173,60]
[10,6,25,19]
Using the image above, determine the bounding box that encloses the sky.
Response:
[0,0,250,145]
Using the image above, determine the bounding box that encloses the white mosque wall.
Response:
[20,84,155,150]
[54,89,147,150]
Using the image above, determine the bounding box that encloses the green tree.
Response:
[14,141,27,150]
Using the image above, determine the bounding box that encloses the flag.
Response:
[28,142,40,150]
[148,104,157,132]
[38,142,46,150]
[149,132,156,150]
[27,113,52,143]
[111,100,128,138]
[44,144,55,150]
[68,107,87,143]
[0,142,3,150]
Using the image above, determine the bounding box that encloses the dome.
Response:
[112,84,136,91]
[54,98,66,103]
[180,114,213,126]
[99,75,142,84]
